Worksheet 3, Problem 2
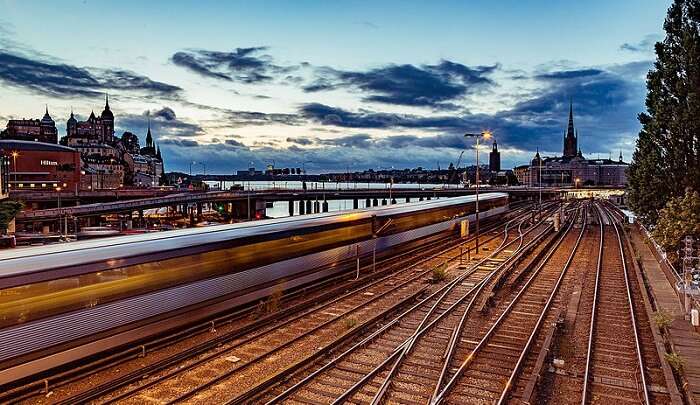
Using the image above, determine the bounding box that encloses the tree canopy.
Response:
[0,200,23,234]
[627,0,700,226]
[652,189,700,263]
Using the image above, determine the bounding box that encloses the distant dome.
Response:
[101,94,114,120]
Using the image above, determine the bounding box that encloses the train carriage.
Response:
[0,193,508,383]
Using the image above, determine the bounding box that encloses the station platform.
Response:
[630,226,700,405]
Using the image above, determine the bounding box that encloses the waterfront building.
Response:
[0,107,59,144]
[514,102,628,187]
[0,140,81,191]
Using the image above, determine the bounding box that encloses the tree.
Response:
[121,131,140,154]
[627,0,700,226]
[0,200,23,234]
[652,188,700,263]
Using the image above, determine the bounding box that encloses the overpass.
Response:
[15,187,564,223]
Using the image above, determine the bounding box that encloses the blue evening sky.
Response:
[0,1,671,173]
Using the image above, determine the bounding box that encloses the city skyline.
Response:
[0,1,670,173]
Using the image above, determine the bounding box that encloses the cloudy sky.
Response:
[0,0,669,173]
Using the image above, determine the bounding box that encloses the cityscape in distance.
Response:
[0,2,698,405]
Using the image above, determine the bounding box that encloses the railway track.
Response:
[29,205,541,405]
[4,203,533,404]
[579,205,667,405]
[426,205,586,404]
[239,209,560,404]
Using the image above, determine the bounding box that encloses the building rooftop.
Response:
[0,140,77,153]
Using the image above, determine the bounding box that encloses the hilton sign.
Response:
[40,160,58,166]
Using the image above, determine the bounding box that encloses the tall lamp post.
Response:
[11,151,18,185]
[464,131,492,255]
[56,186,62,238]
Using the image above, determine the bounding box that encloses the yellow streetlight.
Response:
[464,130,494,255]
[11,151,19,184]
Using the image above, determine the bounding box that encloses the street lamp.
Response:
[464,130,492,255]
[11,151,18,185]
[56,186,62,238]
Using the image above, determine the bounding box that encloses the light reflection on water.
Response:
[266,198,442,218]
[205,181,455,218]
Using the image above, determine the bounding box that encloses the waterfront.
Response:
[205,181,457,218]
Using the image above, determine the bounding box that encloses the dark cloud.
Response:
[286,137,314,145]
[535,69,604,80]
[224,139,247,148]
[160,139,200,147]
[620,34,661,53]
[0,51,181,98]
[299,61,645,158]
[117,107,204,141]
[181,100,302,127]
[304,61,496,110]
[150,106,177,121]
[300,103,467,130]
[172,47,296,83]
[318,134,373,148]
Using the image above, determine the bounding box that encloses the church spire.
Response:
[567,100,575,138]
[563,99,578,158]
[146,117,153,148]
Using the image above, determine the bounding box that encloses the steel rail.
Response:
[369,216,556,405]
[146,209,537,405]
[263,210,558,405]
[53,216,510,405]
[367,219,532,405]
[580,204,650,405]
[431,205,586,404]
[431,203,570,400]
[581,203,611,403]
[330,219,553,405]
[262,214,539,405]
[611,206,650,405]
[494,204,587,404]
[580,204,607,405]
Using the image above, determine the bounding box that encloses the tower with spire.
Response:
[489,140,501,172]
[100,94,114,143]
[66,107,77,137]
[563,100,578,158]
[145,118,154,149]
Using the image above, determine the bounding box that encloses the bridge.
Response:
[15,187,564,223]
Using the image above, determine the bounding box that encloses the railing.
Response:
[638,223,700,312]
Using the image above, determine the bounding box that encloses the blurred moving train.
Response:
[0,193,508,383]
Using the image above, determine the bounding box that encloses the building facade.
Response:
[1,108,58,144]
[62,96,164,189]
[0,140,82,191]
[489,140,501,172]
[515,103,628,187]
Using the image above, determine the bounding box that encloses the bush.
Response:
[432,264,448,283]
[0,200,23,234]
[652,310,673,331]
[344,317,358,329]
[664,352,685,372]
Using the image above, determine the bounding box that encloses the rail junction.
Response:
[0,194,685,404]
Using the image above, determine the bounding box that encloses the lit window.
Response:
[30,183,35,188]
[41,183,46,187]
